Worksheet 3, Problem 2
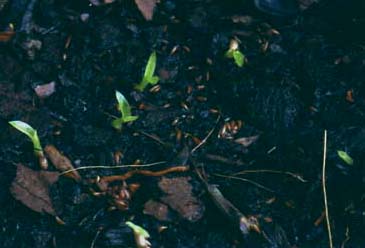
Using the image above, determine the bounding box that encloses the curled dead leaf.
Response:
[10,164,59,215]
[44,145,81,182]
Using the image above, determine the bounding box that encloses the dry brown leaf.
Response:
[158,176,204,222]
[44,145,81,182]
[135,0,157,21]
[10,164,59,215]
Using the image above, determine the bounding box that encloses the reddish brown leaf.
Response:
[44,145,81,182]
[135,0,157,21]
[10,164,59,215]
[0,31,15,42]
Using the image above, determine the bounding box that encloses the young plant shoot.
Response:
[126,221,151,248]
[135,51,159,91]
[225,39,245,67]
[112,91,138,130]
[337,150,353,166]
[9,120,48,169]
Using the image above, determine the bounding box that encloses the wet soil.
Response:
[0,0,365,247]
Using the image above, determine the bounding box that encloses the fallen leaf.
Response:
[135,0,157,21]
[34,81,56,99]
[44,145,81,182]
[10,164,59,215]
[158,177,204,222]
[234,135,259,147]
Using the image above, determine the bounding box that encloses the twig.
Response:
[233,169,307,182]
[195,169,260,235]
[99,165,189,183]
[90,228,103,248]
[59,161,166,175]
[191,116,220,154]
[214,173,275,193]
[322,130,333,248]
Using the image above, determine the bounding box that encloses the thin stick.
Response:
[322,130,333,248]
[191,116,220,154]
[59,161,166,175]
[213,173,275,193]
[233,169,307,182]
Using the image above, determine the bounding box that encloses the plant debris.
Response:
[158,176,205,222]
[10,164,59,216]
[44,145,81,182]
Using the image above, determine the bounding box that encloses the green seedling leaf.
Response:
[233,50,245,67]
[111,118,124,131]
[116,90,132,117]
[126,221,151,248]
[337,150,353,166]
[112,91,138,130]
[225,39,245,68]
[135,51,160,91]
[9,121,42,152]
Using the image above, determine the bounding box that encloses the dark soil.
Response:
[1,0,365,247]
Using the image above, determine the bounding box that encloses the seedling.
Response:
[225,39,245,67]
[9,120,48,169]
[111,91,138,130]
[337,150,353,166]
[135,51,159,91]
[126,221,151,248]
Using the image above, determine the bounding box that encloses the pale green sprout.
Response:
[126,221,151,248]
[225,39,245,67]
[112,91,138,130]
[135,51,159,91]
[9,120,48,169]
[337,150,353,166]
[9,121,42,152]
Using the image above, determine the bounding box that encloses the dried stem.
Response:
[99,165,189,183]
[60,161,166,175]
[322,130,333,248]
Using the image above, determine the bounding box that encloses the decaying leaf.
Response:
[234,135,259,147]
[135,0,157,21]
[143,200,171,221]
[44,145,81,182]
[10,164,59,215]
[158,176,204,222]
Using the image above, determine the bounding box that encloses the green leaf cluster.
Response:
[225,49,245,67]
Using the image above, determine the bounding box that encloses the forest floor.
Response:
[0,0,364,247]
